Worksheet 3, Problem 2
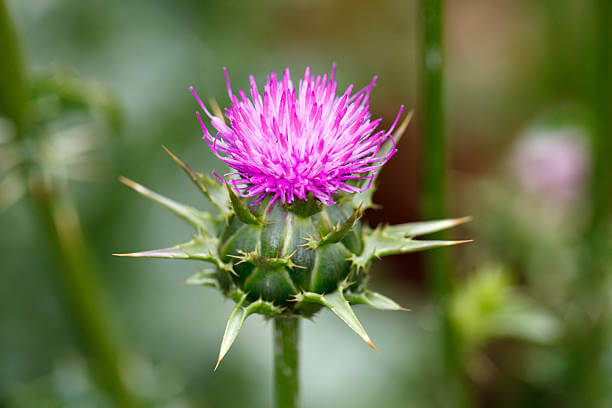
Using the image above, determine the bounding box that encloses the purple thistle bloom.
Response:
[190,65,404,206]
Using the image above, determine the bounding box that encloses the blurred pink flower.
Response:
[511,128,589,205]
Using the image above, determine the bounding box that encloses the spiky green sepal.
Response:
[296,283,378,351]
[216,291,283,369]
[115,147,470,367]
[351,218,472,270]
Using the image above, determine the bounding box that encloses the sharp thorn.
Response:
[453,216,473,226]
[448,240,474,245]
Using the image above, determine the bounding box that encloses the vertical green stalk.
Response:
[31,186,141,408]
[273,317,300,408]
[541,0,573,101]
[586,0,611,238]
[420,0,449,297]
[420,0,468,406]
[0,0,26,135]
[0,1,139,406]
[562,0,611,405]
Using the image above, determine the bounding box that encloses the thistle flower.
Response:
[116,65,470,371]
[190,65,403,206]
[511,127,589,206]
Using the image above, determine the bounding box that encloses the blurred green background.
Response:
[1,0,610,407]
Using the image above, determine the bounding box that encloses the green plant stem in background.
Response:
[0,0,26,135]
[562,0,611,405]
[0,1,139,406]
[420,0,469,406]
[420,0,449,298]
[586,0,611,239]
[274,317,300,408]
[30,186,141,408]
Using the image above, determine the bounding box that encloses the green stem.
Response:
[586,0,611,238]
[562,0,611,405]
[420,1,469,406]
[273,317,300,408]
[420,0,448,295]
[0,0,26,137]
[0,1,140,406]
[31,186,141,408]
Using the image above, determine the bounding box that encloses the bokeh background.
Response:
[1,0,610,407]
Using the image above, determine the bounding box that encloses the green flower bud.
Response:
[115,147,471,366]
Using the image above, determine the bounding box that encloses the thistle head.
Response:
[116,65,470,368]
[190,64,404,206]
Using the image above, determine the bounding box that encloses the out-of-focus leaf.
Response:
[450,265,560,349]
[490,302,560,344]
[30,72,122,133]
[0,145,20,175]
[0,117,15,144]
[0,170,25,211]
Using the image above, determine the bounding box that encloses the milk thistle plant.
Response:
[116,65,469,407]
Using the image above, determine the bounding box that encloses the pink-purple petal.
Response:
[190,66,402,206]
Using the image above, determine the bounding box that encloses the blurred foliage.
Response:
[1,0,610,407]
[450,265,559,351]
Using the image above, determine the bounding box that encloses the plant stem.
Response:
[420,0,448,297]
[273,317,300,408]
[562,0,611,405]
[31,186,141,408]
[585,0,611,239]
[0,0,26,136]
[420,0,469,406]
[0,1,140,406]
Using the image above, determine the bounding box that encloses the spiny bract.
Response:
[115,66,470,368]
